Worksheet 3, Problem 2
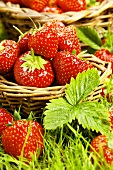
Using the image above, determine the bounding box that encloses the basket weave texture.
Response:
[0,54,112,115]
[0,0,113,40]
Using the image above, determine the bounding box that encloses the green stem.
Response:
[13,25,23,36]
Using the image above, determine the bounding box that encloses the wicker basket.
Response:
[0,0,113,40]
[0,54,112,115]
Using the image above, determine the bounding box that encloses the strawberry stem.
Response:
[13,25,23,36]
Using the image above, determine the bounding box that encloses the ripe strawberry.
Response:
[41,6,63,14]
[58,25,81,54]
[3,0,21,4]
[57,0,86,12]
[43,20,65,38]
[14,50,54,87]
[0,40,20,74]
[90,135,113,165]
[52,51,93,85]
[28,25,59,59]
[0,108,14,135]
[18,31,31,54]
[48,0,58,6]
[21,0,49,12]
[94,49,113,72]
[2,119,44,160]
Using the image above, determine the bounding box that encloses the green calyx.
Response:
[0,45,4,51]
[21,48,47,72]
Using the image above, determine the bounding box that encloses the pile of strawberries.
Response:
[3,0,104,13]
[1,20,94,88]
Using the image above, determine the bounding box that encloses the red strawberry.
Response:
[94,49,113,72]
[14,50,54,87]
[0,40,20,74]
[90,135,113,165]
[21,0,49,12]
[18,31,31,54]
[42,6,63,13]
[28,25,59,59]
[48,0,58,6]
[57,0,86,12]
[3,0,21,4]
[0,108,14,135]
[58,25,81,55]
[43,20,65,38]
[2,119,44,161]
[52,51,93,85]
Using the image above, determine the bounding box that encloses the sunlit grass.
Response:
[0,126,112,170]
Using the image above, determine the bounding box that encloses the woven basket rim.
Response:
[0,53,112,94]
[0,0,113,24]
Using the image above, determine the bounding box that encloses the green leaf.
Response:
[65,68,100,105]
[75,101,110,135]
[43,98,76,130]
[21,54,47,72]
[76,26,102,50]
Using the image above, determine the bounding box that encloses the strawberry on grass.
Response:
[1,113,44,161]
[0,108,14,135]
[13,49,54,87]
[90,134,113,165]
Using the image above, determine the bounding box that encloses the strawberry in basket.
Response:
[21,0,49,12]
[42,6,63,14]
[0,40,20,74]
[53,51,93,85]
[58,25,81,54]
[13,49,54,87]
[57,0,86,12]
[28,23,59,59]
[3,0,21,4]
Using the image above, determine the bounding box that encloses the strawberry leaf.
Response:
[43,98,76,130]
[75,101,110,135]
[76,26,102,50]
[65,68,100,105]
[43,68,110,133]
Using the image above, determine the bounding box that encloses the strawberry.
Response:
[43,20,65,38]
[52,51,93,85]
[90,135,113,165]
[57,0,86,12]
[2,119,44,161]
[14,50,54,87]
[0,40,20,74]
[21,0,49,12]
[0,108,14,135]
[58,25,81,55]
[28,25,59,59]
[94,49,113,72]
[3,0,21,4]
[47,0,58,6]
[41,6,63,14]
[18,31,31,54]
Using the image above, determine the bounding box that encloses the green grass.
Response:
[0,126,113,170]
